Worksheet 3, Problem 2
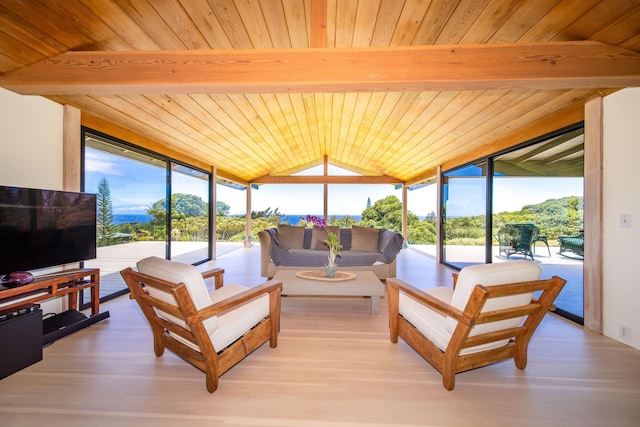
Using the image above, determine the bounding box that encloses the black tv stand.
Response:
[43,308,110,345]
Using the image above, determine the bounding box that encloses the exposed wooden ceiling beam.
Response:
[251,175,402,184]
[310,0,327,48]
[1,42,639,95]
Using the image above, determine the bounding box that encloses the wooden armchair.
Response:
[387,261,565,390]
[120,256,282,393]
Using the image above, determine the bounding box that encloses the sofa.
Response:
[258,224,404,280]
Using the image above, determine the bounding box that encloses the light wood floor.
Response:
[1,246,639,426]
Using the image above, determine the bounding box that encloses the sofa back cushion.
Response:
[277,224,305,249]
[446,260,541,336]
[310,226,340,250]
[350,225,380,252]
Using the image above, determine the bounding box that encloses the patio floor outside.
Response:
[84,239,584,319]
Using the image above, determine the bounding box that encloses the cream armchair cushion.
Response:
[399,260,541,355]
[137,256,219,333]
[206,284,269,351]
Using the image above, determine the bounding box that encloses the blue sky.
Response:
[85,149,582,218]
[445,176,583,217]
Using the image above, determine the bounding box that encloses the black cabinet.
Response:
[0,305,43,380]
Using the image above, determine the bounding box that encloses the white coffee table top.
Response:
[273,269,385,313]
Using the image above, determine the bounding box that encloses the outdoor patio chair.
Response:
[387,261,566,390]
[559,232,584,258]
[495,223,540,260]
[120,256,282,393]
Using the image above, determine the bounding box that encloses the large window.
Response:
[441,161,488,268]
[492,128,584,321]
[440,124,585,322]
[170,163,211,265]
[82,129,212,302]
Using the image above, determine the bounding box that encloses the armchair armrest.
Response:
[201,268,225,289]
[186,279,282,326]
[258,230,274,277]
[387,278,469,325]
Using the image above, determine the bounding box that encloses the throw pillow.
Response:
[351,225,380,252]
[311,226,340,250]
[277,224,305,249]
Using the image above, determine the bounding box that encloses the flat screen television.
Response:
[0,185,97,276]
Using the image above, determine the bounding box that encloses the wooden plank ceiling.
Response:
[1,0,639,186]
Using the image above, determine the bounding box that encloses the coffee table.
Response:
[273,270,385,314]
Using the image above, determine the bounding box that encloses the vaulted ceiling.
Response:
[1,0,639,186]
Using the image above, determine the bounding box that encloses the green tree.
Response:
[216,215,247,241]
[251,206,282,220]
[246,216,281,241]
[360,195,418,233]
[148,193,208,241]
[146,205,167,240]
[152,193,207,217]
[492,196,583,240]
[407,219,437,244]
[177,193,207,217]
[172,215,208,241]
[216,200,230,216]
[96,177,116,246]
[332,214,357,228]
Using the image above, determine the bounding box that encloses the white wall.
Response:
[602,87,640,350]
[0,87,65,313]
[0,88,64,189]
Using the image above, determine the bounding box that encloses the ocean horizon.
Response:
[113,214,153,225]
[113,213,364,226]
[281,214,362,225]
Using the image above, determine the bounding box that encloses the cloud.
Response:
[84,151,123,175]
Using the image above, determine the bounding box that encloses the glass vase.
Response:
[325,265,337,277]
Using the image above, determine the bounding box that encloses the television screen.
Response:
[0,185,97,276]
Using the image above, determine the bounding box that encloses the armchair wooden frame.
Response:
[121,267,282,393]
[387,274,566,390]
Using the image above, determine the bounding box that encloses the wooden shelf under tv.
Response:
[0,268,102,313]
[0,269,110,344]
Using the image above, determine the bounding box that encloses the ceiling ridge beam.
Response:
[1,41,639,95]
[251,175,403,184]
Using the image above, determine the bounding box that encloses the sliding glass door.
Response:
[492,129,584,321]
[82,129,212,303]
[169,163,211,265]
[441,161,488,268]
[440,124,585,322]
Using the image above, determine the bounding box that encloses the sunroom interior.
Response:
[0,1,639,424]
